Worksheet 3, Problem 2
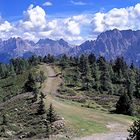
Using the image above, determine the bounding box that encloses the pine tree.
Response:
[9,64,16,76]
[130,62,135,70]
[24,73,36,92]
[127,119,140,140]
[88,53,96,65]
[83,59,92,90]
[91,63,100,91]
[73,66,80,86]
[99,62,112,93]
[37,95,46,115]
[2,114,7,125]
[29,55,39,66]
[79,56,92,90]
[43,56,48,63]
[113,57,128,76]
[46,104,57,124]
[0,64,8,78]
[47,54,55,63]
[135,70,140,98]
[79,54,86,74]
[116,88,133,116]
[60,54,69,72]
[97,56,106,71]
[40,92,45,99]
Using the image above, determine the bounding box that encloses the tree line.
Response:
[55,54,140,116]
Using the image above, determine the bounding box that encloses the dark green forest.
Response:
[56,54,140,116]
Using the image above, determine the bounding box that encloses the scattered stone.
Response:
[52,120,65,130]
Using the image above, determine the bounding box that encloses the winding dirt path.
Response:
[41,64,131,140]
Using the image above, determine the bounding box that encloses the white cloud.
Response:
[71,0,87,6]
[1,3,140,44]
[16,5,89,43]
[92,13,105,33]
[0,21,12,32]
[0,20,14,40]
[22,32,36,40]
[64,19,80,35]
[43,1,53,6]
[44,14,92,43]
[92,3,140,34]
[20,5,47,30]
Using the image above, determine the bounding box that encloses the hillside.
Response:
[0,64,48,139]
[69,29,140,65]
[0,55,139,139]
[40,64,134,140]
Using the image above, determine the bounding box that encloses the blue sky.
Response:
[0,0,140,44]
[0,0,139,21]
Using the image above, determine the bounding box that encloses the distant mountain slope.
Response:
[33,38,71,56]
[0,37,34,63]
[69,29,140,64]
[0,38,71,63]
[1,29,140,64]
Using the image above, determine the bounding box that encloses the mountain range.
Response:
[1,29,140,64]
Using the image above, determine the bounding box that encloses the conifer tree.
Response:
[97,56,106,71]
[79,54,86,74]
[91,63,100,91]
[29,55,39,66]
[40,92,45,99]
[24,73,36,92]
[83,58,92,90]
[135,70,140,98]
[46,104,57,124]
[116,88,133,116]
[88,53,96,65]
[47,54,55,63]
[79,55,92,90]
[0,64,8,78]
[60,54,69,72]
[113,57,128,76]
[37,95,46,115]
[73,66,80,86]
[2,114,7,125]
[43,56,48,63]
[9,64,16,76]
[99,62,112,93]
